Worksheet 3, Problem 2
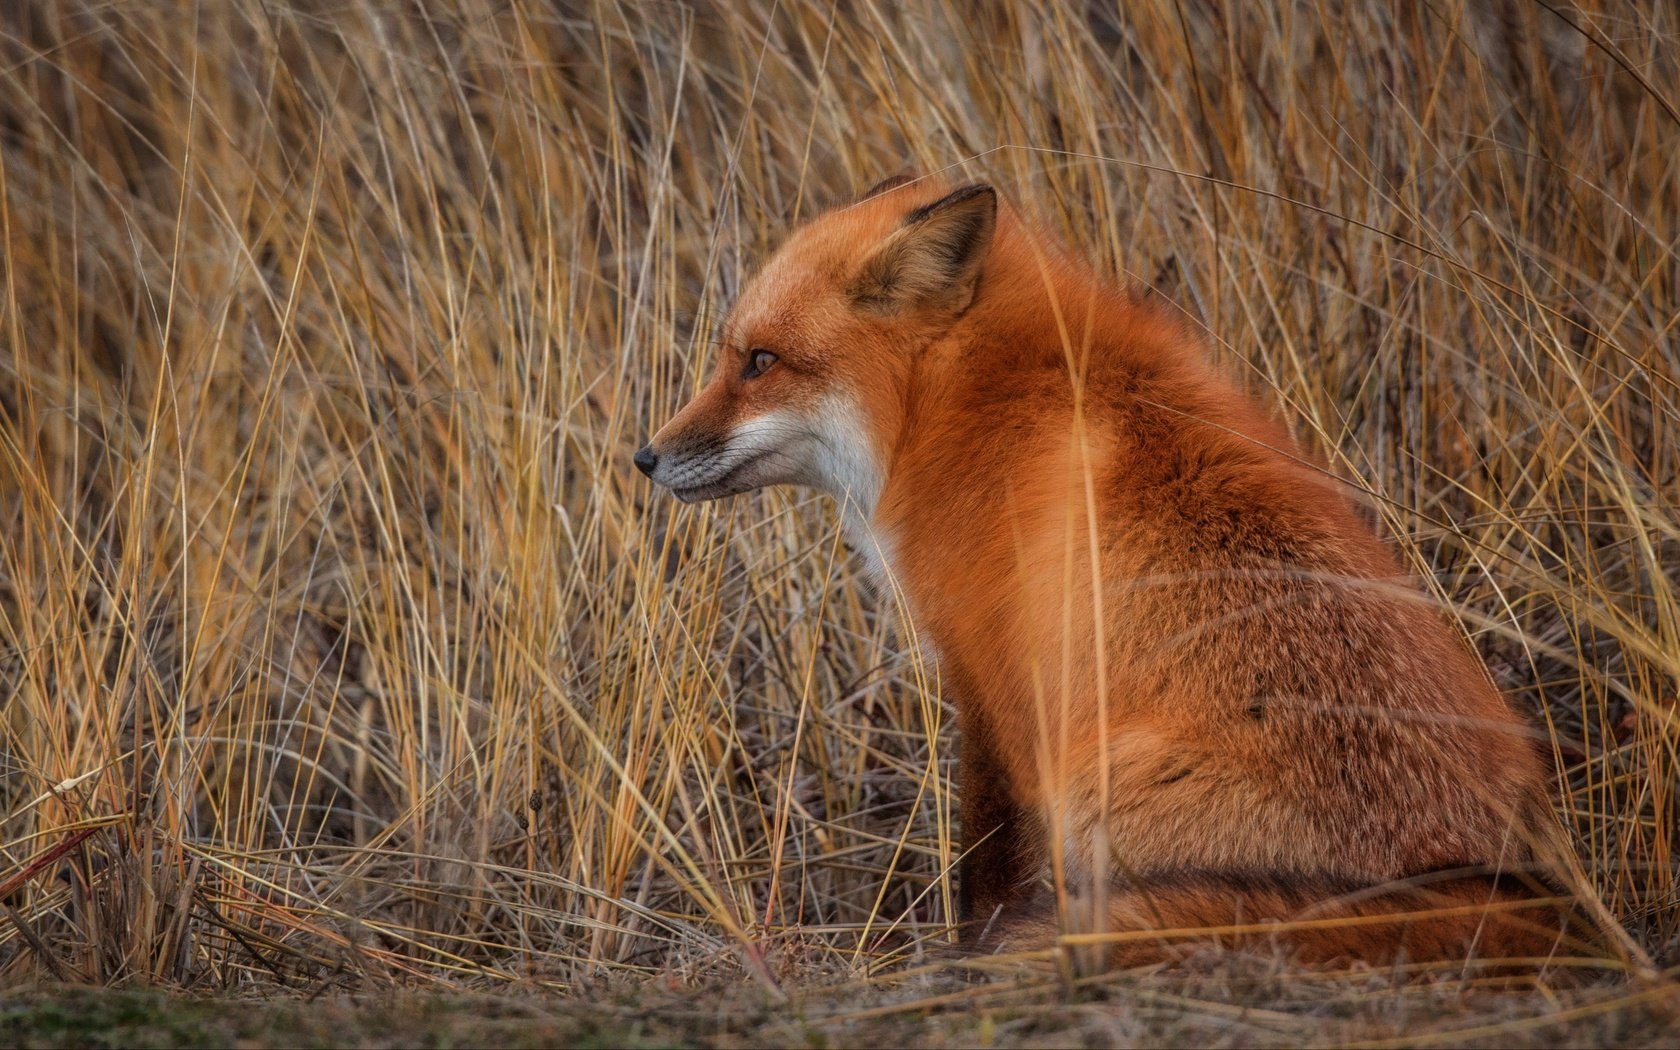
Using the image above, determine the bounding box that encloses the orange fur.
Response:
[642,178,1580,969]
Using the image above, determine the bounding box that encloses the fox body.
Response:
[640,177,1574,966]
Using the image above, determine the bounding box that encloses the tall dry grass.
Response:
[0,0,1675,1001]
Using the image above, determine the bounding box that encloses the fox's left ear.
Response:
[849,184,996,316]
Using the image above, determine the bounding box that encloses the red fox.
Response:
[638,176,1585,967]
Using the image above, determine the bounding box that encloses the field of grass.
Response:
[1,0,1677,1044]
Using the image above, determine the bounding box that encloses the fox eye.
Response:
[744,348,778,378]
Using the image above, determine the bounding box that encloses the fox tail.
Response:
[976,870,1599,970]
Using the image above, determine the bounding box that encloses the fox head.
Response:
[637,178,997,514]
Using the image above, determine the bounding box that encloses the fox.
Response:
[637,175,1590,968]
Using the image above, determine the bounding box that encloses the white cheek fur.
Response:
[801,395,883,517]
[725,409,804,462]
[800,396,902,590]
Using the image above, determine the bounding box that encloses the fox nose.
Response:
[633,445,659,477]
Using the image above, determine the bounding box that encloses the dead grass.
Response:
[0,0,1676,1040]
[1,975,1678,1049]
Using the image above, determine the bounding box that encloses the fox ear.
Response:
[849,184,996,315]
[856,173,915,201]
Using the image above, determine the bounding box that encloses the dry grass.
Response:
[0,0,1676,1039]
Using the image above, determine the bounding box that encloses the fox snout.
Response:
[636,411,804,504]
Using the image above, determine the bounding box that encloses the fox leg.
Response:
[957,713,1036,936]
[1051,814,1111,975]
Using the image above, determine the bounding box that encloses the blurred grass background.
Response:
[0,0,1675,1019]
